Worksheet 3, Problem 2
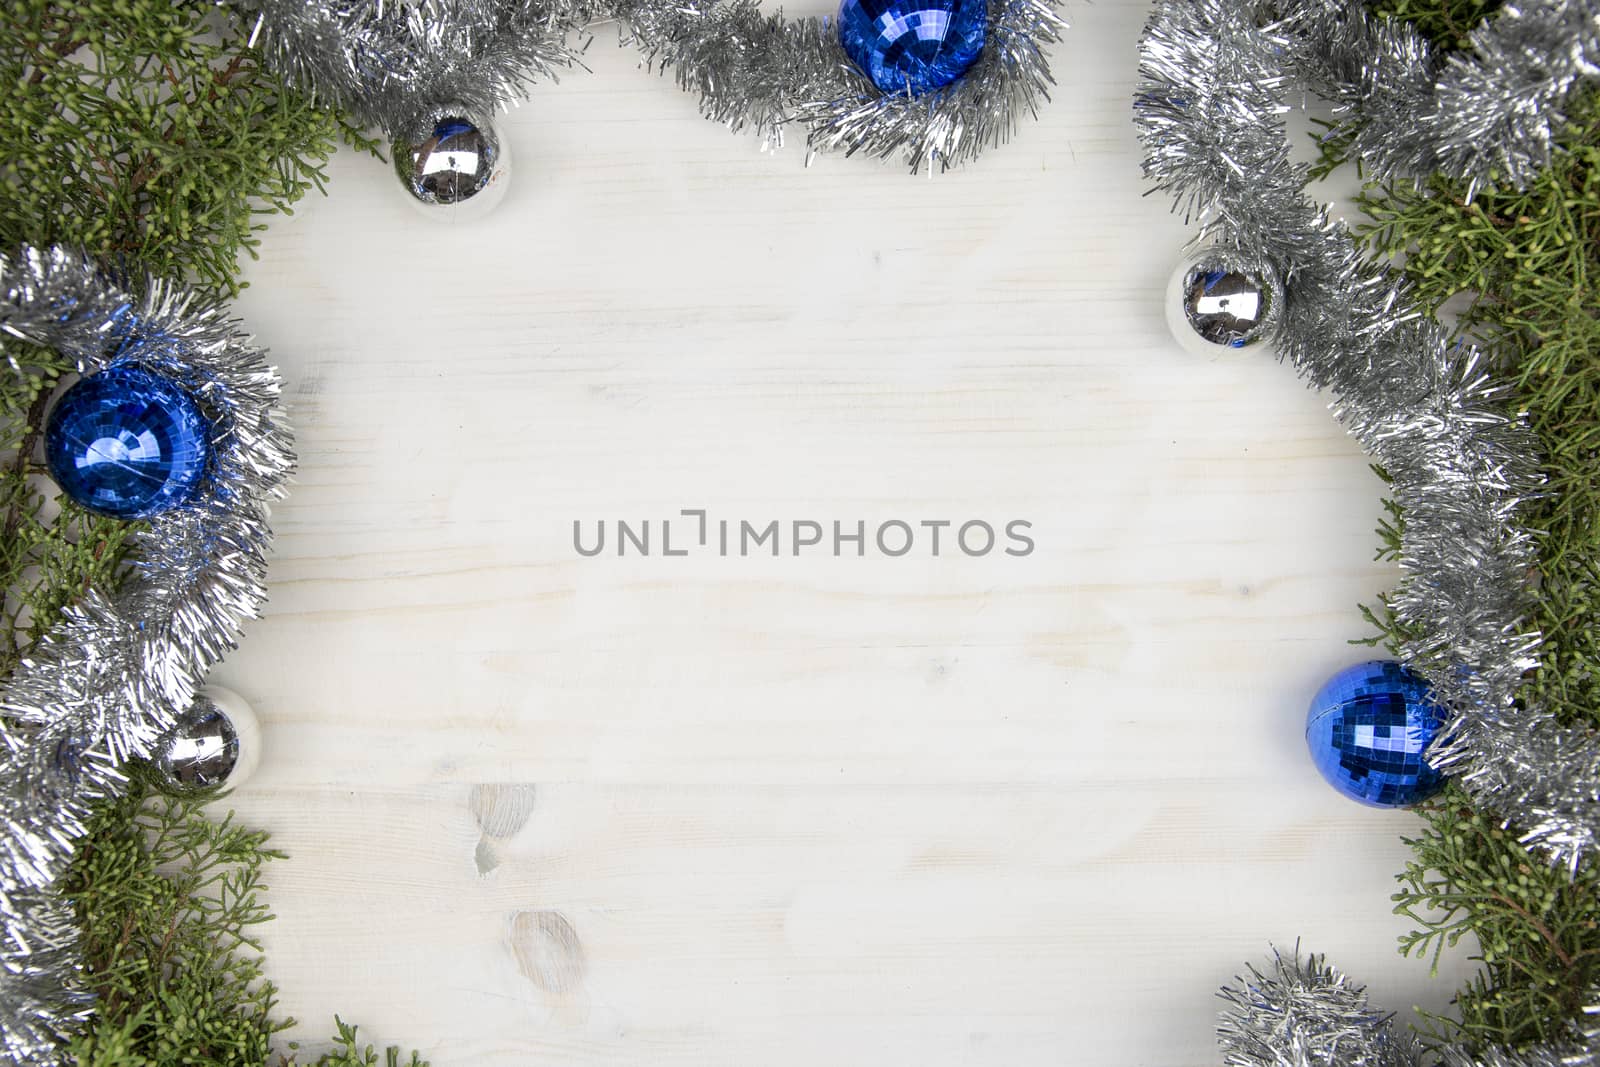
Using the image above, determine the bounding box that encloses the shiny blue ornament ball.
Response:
[838,0,986,95]
[44,365,211,519]
[1305,660,1447,808]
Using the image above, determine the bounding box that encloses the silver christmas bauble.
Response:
[391,105,509,216]
[153,685,262,793]
[1165,250,1284,354]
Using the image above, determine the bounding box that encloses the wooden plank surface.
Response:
[223,2,1480,1061]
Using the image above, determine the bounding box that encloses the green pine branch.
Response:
[61,774,289,1064]
[0,0,376,294]
[1395,789,1600,1049]
[280,1019,431,1067]
[60,774,428,1067]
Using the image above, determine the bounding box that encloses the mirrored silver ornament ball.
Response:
[1164,250,1285,355]
[153,685,261,793]
[1181,265,1277,346]
[392,105,508,212]
[154,700,237,791]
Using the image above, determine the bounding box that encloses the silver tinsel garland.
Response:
[237,0,591,136]
[235,0,1063,170]
[1138,0,1600,883]
[1302,0,1600,194]
[612,0,1063,169]
[1136,0,1599,1062]
[1217,950,1420,1067]
[0,246,293,1062]
[1218,950,1599,1067]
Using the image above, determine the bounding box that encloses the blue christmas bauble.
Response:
[1305,660,1447,808]
[44,365,211,519]
[838,0,986,96]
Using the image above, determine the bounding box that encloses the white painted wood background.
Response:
[224,1,1480,1061]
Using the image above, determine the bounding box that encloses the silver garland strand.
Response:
[1218,951,1600,1067]
[0,246,293,1062]
[1137,0,1600,878]
[1137,0,1599,1062]
[1217,949,1419,1067]
[235,0,591,135]
[612,0,1063,169]
[237,0,1063,170]
[1301,0,1600,194]
[0,894,88,1066]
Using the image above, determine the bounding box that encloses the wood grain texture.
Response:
[222,2,1481,1061]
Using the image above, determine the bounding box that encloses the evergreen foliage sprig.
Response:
[1395,791,1600,1049]
[0,0,373,294]
[59,774,428,1066]
[59,774,288,1065]
[1328,0,1600,1051]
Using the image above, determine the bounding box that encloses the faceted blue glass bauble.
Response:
[1305,660,1447,808]
[838,0,986,95]
[44,365,211,519]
